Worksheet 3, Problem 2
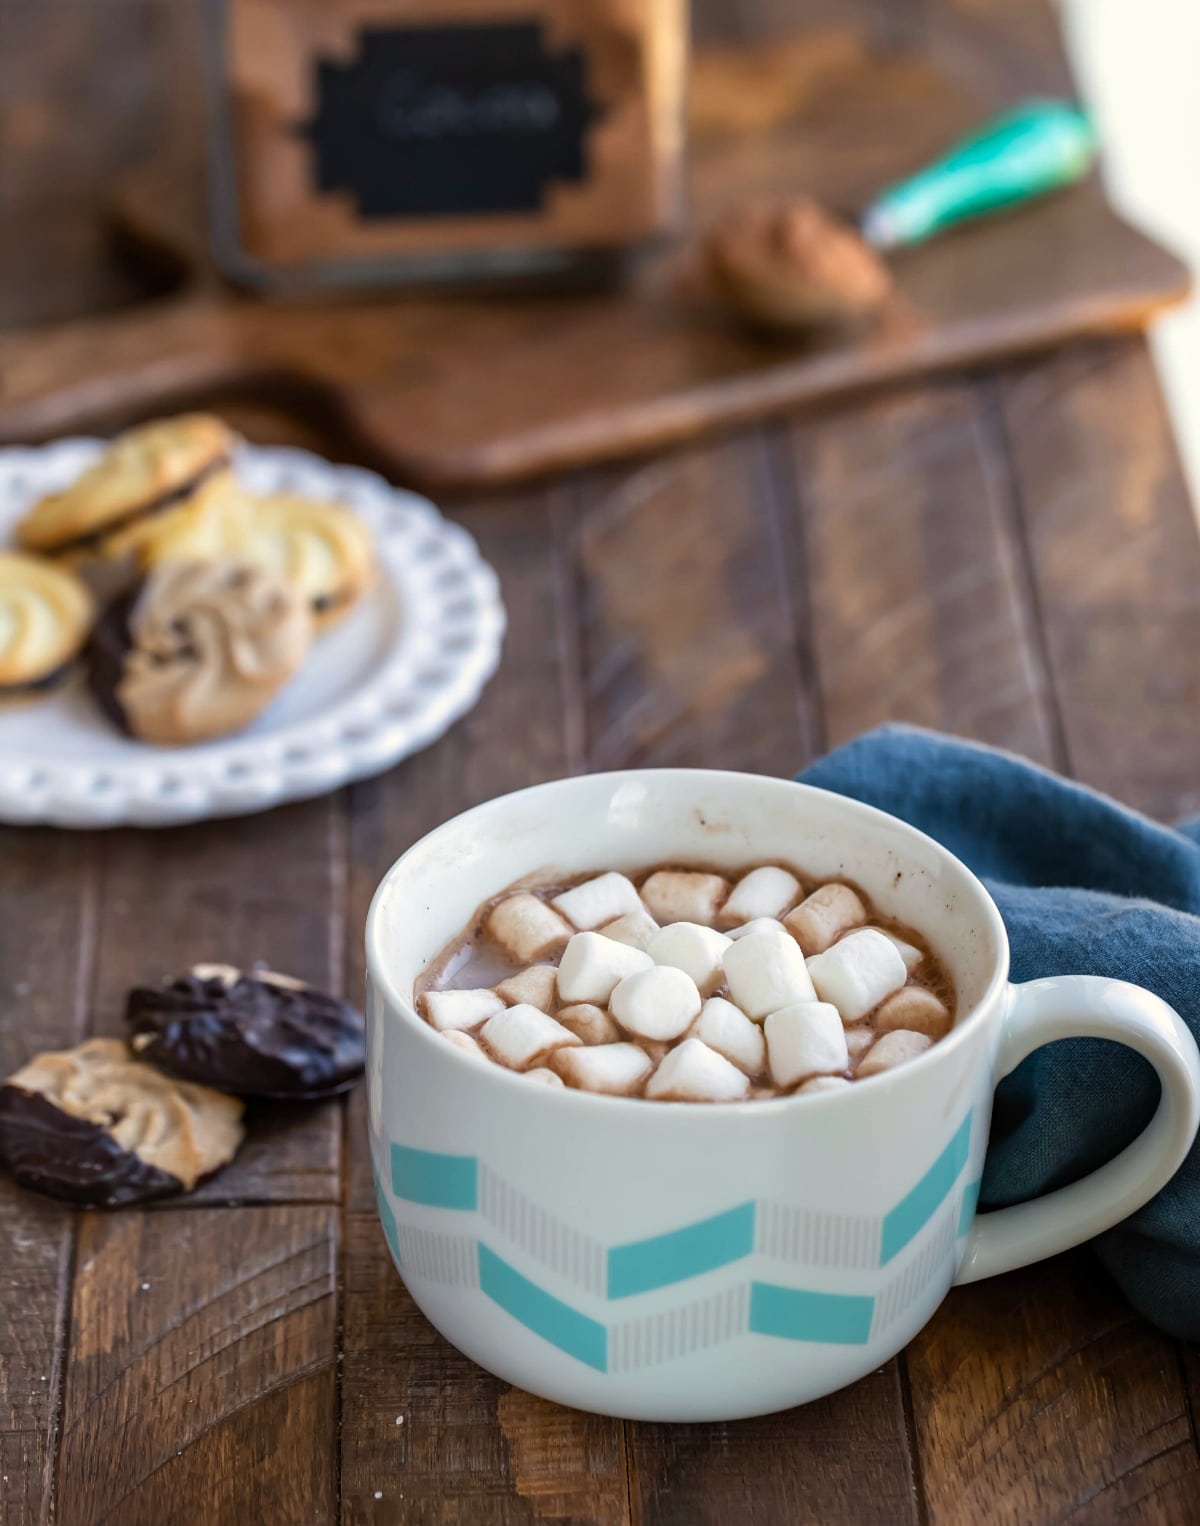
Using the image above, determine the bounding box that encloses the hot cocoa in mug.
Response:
[365,770,1200,1421]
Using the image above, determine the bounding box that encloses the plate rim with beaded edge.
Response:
[0,439,506,828]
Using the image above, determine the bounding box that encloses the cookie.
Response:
[16,414,234,563]
[0,1037,244,1206]
[141,478,375,628]
[87,559,313,744]
[705,198,892,331]
[0,551,94,700]
[126,963,365,1100]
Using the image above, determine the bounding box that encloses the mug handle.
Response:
[955,975,1200,1284]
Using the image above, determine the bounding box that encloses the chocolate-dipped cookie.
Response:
[16,414,234,565]
[0,1038,244,1207]
[87,559,313,744]
[0,551,94,701]
[126,964,365,1100]
[141,478,375,629]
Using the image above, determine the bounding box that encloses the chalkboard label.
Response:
[304,22,603,220]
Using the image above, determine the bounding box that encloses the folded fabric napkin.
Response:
[800,724,1200,1340]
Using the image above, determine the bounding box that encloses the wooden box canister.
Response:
[204,0,688,291]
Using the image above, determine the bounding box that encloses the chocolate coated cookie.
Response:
[0,1038,244,1207]
[87,559,313,744]
[126,964,365,1100]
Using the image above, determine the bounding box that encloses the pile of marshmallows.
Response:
[421,868,953,1102]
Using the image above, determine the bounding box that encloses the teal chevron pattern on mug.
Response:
[376,1110,978,1373]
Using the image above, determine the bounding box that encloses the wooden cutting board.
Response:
[0,3,1189,491]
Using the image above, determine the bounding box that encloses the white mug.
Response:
[364,770,1200,1421]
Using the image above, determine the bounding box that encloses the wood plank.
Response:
[566,436,819,773]
[996,339,1200,820]
[341,1214,629,1526]
[781,384,1059,760]
[908,1254,1200,1523]
[626,1369,918,1525]
[776,358,1200,1521]
[566,434,917,1520]
[87,800,344,1206]
[0,830,97,1525]
[55,1204,337,1526]
[340,487,630,1522]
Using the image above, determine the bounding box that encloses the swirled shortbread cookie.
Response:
[142,479,375,627]
[0,1037,244,1206]
[16,414,234,563]
[0,551,94,700]
[87,559,313,744]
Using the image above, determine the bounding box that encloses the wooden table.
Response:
[4,2,1200,1523]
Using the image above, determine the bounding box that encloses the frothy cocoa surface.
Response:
[414,861,955,1102]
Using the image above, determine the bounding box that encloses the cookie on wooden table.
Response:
[0,550,94,701]
[141,477,375,628]
[126,962,365,1100]
[15,414,234,564]
[87,559,314,745]
[705,197,892,331]
[0,1037,244,1206]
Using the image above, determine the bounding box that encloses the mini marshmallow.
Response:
[494,965,558,1010]
[844,1027,876,1065]
[648,922,732,994]
[645,1038,749,1102]
[524,1067,565,1087]
[487,894,572,964]
[871,929,925,970]
[806,929,907,1024]
[875,986,951,1040]
[441,1030,487,1060]
[796,1075,852,1096]
[611,965,701,1042]
[722,931,815,1020]
[857,1029,933,1077]
[718,866,801,927]
[552,873,642,931]
[552,1043,655,1096]
[639,870,730,928]
[600,909,660,952]
[695,996,766,1076]
[479,1004,581,1070]
[727,917,792,942]
[557,1002,623,1046]
[422,988,505,1032]
[783,883,867,955]
[764,1002,849,1088]
[557,932,653,1005]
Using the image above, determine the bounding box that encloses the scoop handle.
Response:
[862,99,1099,252]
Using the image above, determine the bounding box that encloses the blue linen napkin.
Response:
[799,724,1200,1340]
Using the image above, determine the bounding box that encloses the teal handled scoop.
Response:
[860,98,1100,251]
[703,98,1101,333]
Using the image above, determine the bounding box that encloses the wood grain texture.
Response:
[780,384,1059,762]
[625,1369,919,1526]
[996,340,1200,820]
[55,1205,337,1526]
[339,487,630,1520]
[564,437,819,773]
[341,1214,630,1526]
[907,1255,1200,1525]
[0,832,97,1524]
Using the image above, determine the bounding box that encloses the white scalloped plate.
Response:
[0,440,505,827]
